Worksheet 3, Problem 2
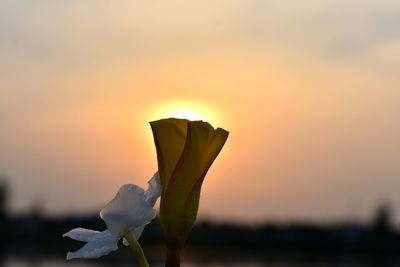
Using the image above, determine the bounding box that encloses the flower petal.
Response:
[65,230,119,260]
[152,119,229,246]
[63,228,110,242]
[175,121,229,194]
[122,225,145,246]
[100,184,156,237]
[144,172,162,207]
[150,119,188,190]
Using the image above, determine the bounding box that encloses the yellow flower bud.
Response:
[150,118,229,266]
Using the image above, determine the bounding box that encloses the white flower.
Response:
[63,173,162,260]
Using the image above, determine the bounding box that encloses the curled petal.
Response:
[150,119,188,190]
[62,228,110,242]
[144,172,162,206]
[65,230,118,260]
[151,118,229,246]
[100,184,156,237]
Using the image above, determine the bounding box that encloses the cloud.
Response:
[235,0,400,63]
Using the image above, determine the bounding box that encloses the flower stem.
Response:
[124,232,150,267]
[165,246,181,267]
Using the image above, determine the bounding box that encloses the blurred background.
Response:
[1,0,400,266]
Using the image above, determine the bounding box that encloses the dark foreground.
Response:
[1,210,400,267]
[2,245,400,267]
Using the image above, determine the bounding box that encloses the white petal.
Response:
[63,228,111,242]
[144,172,162,207]
[100,184,156,236]
[66,230,119,260]
[132,225,145,239]
[122,225,145,246]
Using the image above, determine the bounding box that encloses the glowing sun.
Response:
[150,101,221,126]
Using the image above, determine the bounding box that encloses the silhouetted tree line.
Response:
[0,178,400,256]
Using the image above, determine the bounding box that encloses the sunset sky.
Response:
[1,0,399,223]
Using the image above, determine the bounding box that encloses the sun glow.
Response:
[165,107,203,121]
[150,101,222,127]
[139,101,226,171]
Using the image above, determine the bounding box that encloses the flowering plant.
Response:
[63,118,228,267]
[151,118,229,266]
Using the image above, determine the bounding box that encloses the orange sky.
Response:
[1,0,400,223]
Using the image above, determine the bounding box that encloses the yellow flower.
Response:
[150,118,229,266]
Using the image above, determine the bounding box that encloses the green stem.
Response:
[165,246,181,267]
[124,232,150,267]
